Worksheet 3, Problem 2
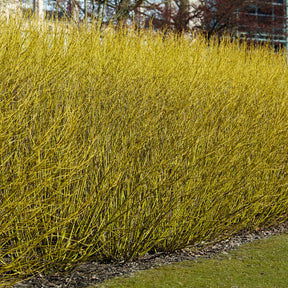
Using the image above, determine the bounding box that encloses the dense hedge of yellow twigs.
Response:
[1,13,288,286]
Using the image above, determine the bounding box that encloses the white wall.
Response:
[0,0,20,16]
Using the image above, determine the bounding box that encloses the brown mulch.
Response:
[11,221,288,288]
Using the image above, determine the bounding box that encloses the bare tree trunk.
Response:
[136,4,145,27]
[33,0,44,18]
[67,0,80,22]
[84,0,88,19]
[73,0,79,23]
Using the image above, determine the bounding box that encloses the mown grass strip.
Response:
[98,233,288,288]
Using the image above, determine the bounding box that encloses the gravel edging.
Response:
[11,221,288,288]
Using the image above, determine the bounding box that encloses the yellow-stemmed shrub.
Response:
[1,13,288,286]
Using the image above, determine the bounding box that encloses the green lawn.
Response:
[96,233,288,288]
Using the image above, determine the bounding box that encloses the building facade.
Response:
[0,0,20,15]
[237,0,288,48]
[0,0,45,16]
[191,0,288,48]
